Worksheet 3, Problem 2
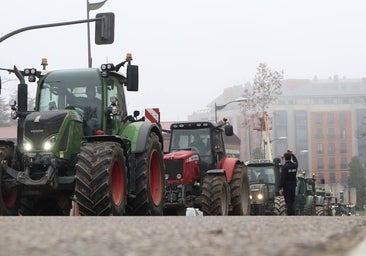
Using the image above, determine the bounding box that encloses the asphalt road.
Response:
[0,216,365,256]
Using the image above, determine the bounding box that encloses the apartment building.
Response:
[188,76,366,186]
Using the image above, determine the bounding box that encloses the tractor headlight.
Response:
[43,135,57,151]
[249,194,253,200]
[23,139,33,152]
[176,174,182,179]
[165,174,169,180]
[257,193,264,200]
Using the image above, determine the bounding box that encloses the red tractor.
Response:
[163,120,250,215]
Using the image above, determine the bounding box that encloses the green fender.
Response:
[120,121,163,153]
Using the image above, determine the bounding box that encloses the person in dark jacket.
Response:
[279,150,298,215]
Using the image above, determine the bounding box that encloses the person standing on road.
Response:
[279,150,298,215]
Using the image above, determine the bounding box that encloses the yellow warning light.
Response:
[41,58,48,70]
[126,53,133,60]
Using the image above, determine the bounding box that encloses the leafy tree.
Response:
[349,156,366,209]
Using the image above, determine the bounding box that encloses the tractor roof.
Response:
[170,122,215,130]
[245,159,274,167]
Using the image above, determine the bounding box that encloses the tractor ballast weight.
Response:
[0,56,165,216]
[163,120,250,216]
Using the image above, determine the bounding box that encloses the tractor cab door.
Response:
[104,74,127,135]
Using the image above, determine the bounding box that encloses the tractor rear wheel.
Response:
[75,142,127,216]
[229,164,250,215]
[0,144,20,215]
[273,196,286,215]
[126,132,164,215]
[201,174,229,215]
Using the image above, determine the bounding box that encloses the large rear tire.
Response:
[229,164,250,215]
[273,196,286,215]
[75,142,127,216]
[126,132,164,215]
[0,144,20,216]
[201,174,229,216]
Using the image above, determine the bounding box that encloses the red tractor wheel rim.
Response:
[111,160,124,205]
[3,187,17,209]
[149,149,162,206]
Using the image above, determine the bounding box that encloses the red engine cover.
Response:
[164,150,201,185]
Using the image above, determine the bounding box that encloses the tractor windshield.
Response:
[248,165,277,199]
[248,166,276,184]
[170,127,211,155]
[170,127,213,170]
[37,69,103,134]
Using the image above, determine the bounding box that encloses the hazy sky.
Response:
[1,0,366,121]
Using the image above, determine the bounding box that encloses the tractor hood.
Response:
[23,110,83,155]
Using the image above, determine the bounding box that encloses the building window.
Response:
[340,128,346,139]
[328,112,334,124]
[339,112,346,123]
[316,127,323,139]
[341,157,348,169]
[317,143,323,154]
[328,127,335,139]
[328,143,335,154]
[329,173,336,183]
[317,158,324,170]
[315,113,322,125]
[341,172,349,185]
[340,143,347,153]
[329,157,336,169]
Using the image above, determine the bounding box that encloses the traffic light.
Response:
[95,12,115,45]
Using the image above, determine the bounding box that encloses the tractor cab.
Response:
[168,121,232,172]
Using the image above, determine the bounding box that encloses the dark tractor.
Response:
[246,158,282,215]
[0,55,165,216]
[163,119,250,216]
[274,171,326,216]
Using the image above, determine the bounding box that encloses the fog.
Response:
[1,0,366,121]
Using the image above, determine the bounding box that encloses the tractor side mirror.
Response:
[224,124,233,136]
[126,65,139,91]
[95,12,115,45]
[0,76,2,95]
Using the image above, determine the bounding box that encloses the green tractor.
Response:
[273,172,326,216]
[246,158,282,215]
[0,55,165,216]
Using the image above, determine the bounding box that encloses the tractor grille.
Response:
[165,159,183,180]
[24,111,67,150]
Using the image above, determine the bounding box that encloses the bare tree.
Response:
[242,62,283,114]
[240,63,284,159]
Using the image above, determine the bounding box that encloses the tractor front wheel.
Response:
[201,174,229,215]
[229,164,250,215]
[75,142,127,216]
[126,132,164,215]
[0,144,20,216]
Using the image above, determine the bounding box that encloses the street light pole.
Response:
[214,97,247,123]
[263,136,287,160]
